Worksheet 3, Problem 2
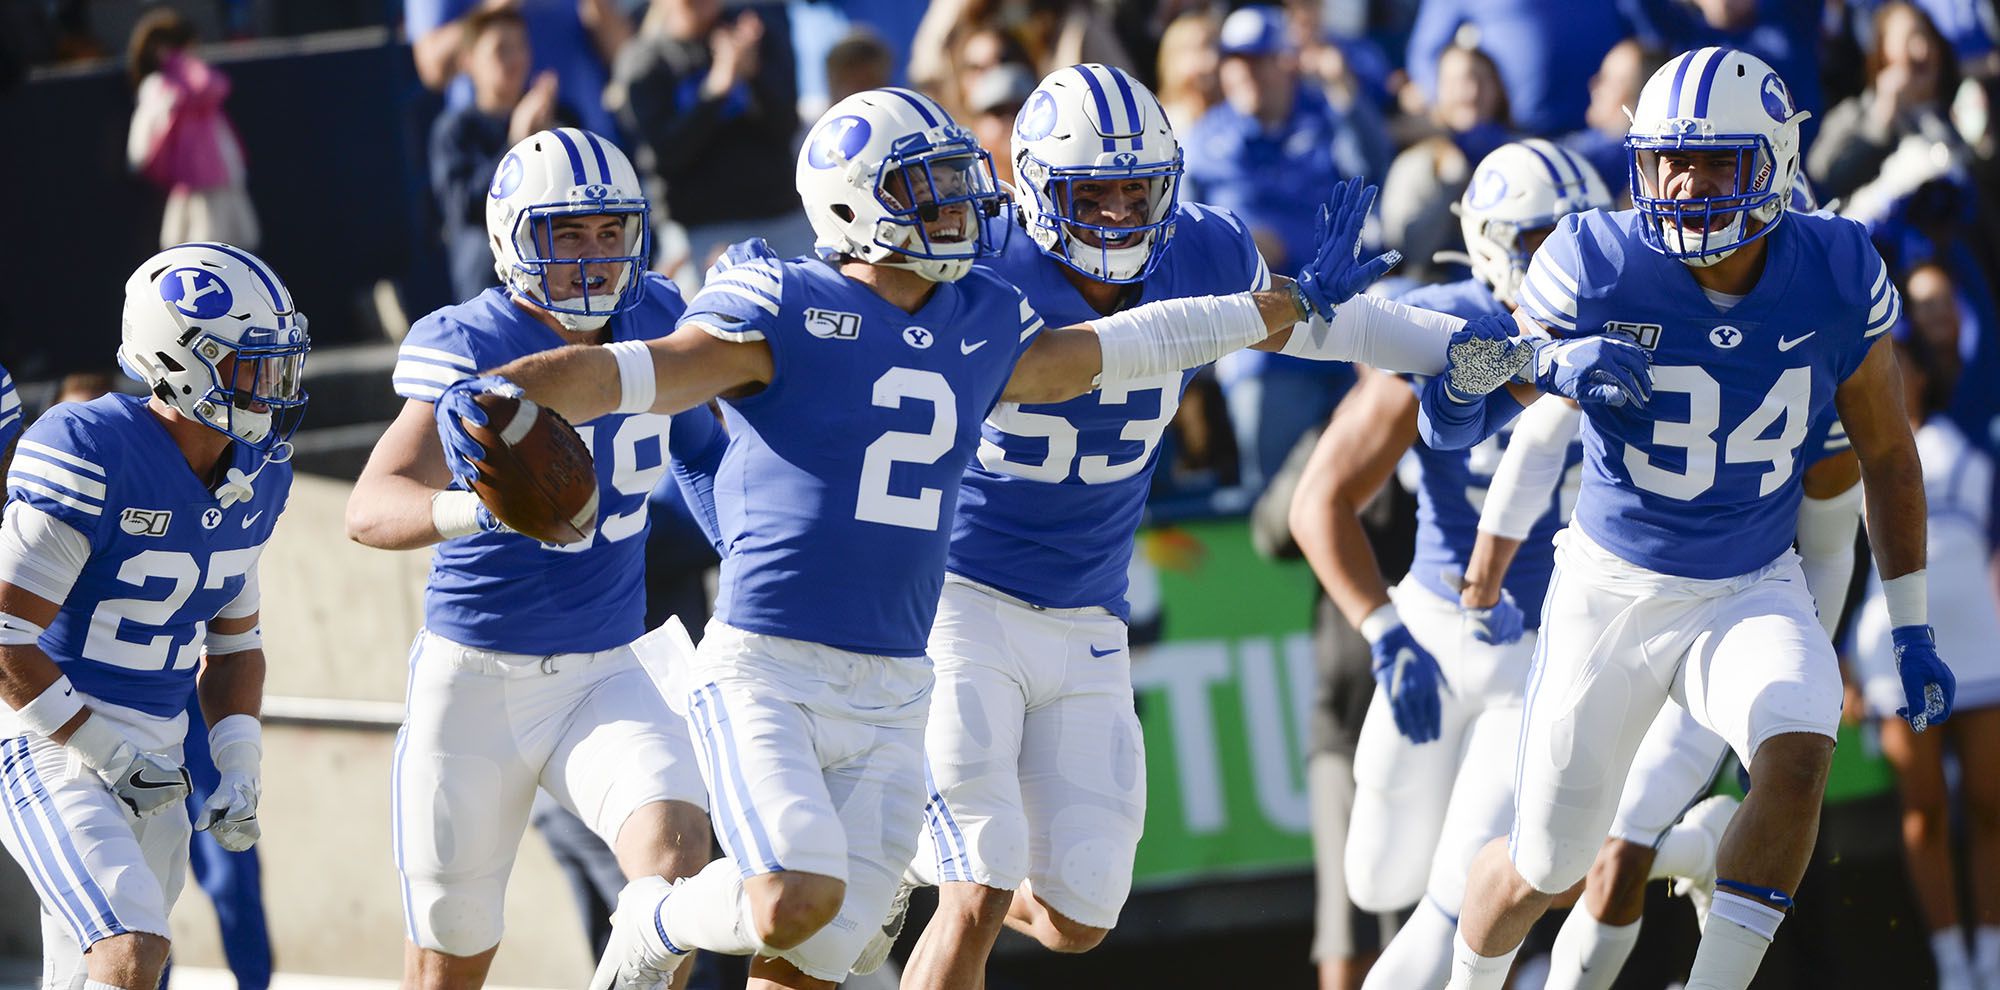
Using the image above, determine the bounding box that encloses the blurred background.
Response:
[2,0,1999,987]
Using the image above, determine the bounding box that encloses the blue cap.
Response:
[1219,6,1293,57]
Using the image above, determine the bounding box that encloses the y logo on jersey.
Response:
[1708,325,1743,349]
[902,326,935,350]
[160,268,234,319]
[119,508,172,537]
[804,308,862,340]
[201,507,224,530]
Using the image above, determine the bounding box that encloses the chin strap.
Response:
[216,442,293,508]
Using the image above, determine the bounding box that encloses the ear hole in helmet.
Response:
[157,352,186,374]
[832,204,855,222]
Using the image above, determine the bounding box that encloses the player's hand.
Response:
[1531,336,1652,409]
[1368,622,1446,743]
[433,376,522,487]
[1891,625,1956,732]
[1442,313,1534,400]
[1463,589,1525,645]
[65,715,191,819]
[194,716,263,851]
[1293,177,1401,320]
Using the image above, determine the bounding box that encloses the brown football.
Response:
[462,392,598,545]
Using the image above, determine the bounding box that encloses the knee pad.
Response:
[1509,828,1598,895]
[926,770,1031,889]
[1028,804,1139,930]
[408,883,506,957]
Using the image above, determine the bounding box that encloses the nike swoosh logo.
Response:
[960,339,988,355]
[1776,332,1815,351]
[1088,645,1120,658]
[240,511,264,528]
[127,775,182,790]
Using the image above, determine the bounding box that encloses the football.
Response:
[461,391,598,545]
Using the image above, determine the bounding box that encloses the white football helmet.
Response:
[1459,139,1612,306]
[1626,47,1810,266]
[119,242,309,454]
[487,128,650,331]
[797,87,1002,282]
[1012,64,1183,283]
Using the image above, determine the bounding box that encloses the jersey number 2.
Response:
[1628,366,1811,500]
[857,368,957,531]
[82,547,260,671]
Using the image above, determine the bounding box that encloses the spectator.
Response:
[611,0,812,271]
[1559,38,1668,204]
[1155,10,1222,132]
[964,62,1034,186]
[1622,0,1825,148]
[908,0,1135,110]
[126,6,259,250]
[429,6,564,300]
[824,26,893,107]
[1378,44,1511,282]
[1402,0,1627,136]
[1811,1,1972,205]
[406,0,631,142]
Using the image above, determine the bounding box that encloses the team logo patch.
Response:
[1603,320,1662,349]
[160,268,233,320]
[1468,169,1510,210]
[1016,91,1058,141]
[1760,72,1792,123]
[119,508,172,537]
[804,307,862,340]
[583,183,609,200]
[201,507,224,530]
[1708,325,1743,349]
[902,326,934,349]
[490,153,524,199]
[806,115,872,169]
[1111,152,1139,167]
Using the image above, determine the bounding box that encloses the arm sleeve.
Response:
[216,566,261,621]
[685,241,786,343]
[667,406,727,555]
[1417,375,1527,451]
[1478,397,1581,540]
[6,420,111,542]
[1281,293,1468,373]
[392,318,478,402]
[1513,216,1587,336]
[0,368,19,451]
[0,501,90,604]
[1795,483,1863,638]
[1861,250,1903,341]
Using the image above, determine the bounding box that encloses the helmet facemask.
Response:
[1629,134,1786,267]
[503,200,651,331]
[864,135,1003,283]
[1018,153,1183,284]
[183,323,311,451]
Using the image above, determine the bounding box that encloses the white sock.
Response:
[1444,928,1520,990]
[1362,897,1457,990]
[1546,911,1641,990]
[1935,927,1974,984]
[1686,914,1774,990]
[659,858,768,956]
[1973,925,2000,979]
[1650,826,1710,879]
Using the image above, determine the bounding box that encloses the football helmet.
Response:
[797,87,1002,282]
[119,242,309,454]
[1012,63,1184,283]
[1627,47,1810,266]
[487,128,650,331]
[1459,139,1612,306]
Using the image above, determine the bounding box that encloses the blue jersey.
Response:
[0,364,19,452]
[1516,209,1896,579]
[688,243,1040,656]
[5,395,290,718]
[391,278,685,654]
[1396,279,1583,628]
[948,204,1269,618]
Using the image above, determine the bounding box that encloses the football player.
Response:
[0,362,19,475]
[1418,49,1953,990]
[0,243,308,990]
[344,128,712,990]
[433,88,1500,990]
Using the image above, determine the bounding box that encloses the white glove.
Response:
[195,715,263,852]
[65,714,191,819]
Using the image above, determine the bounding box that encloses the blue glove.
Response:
[432,375,523,487]
[1464,589,1525,646]
[1892,625,1956,732]
[1294,177,1403,320]
[1443,314,1533,400]
[1368,619,1446,744]
[1531,336,1653,409]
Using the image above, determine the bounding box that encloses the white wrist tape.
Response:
[207,714,262,774]
[1883,570,1928,628]
[1094,293,1269,385]
[1280,294,1466,374]
[431,489,487,540]
[1478,397,1581,540]
[13,675,83,739]
[206,626,262,655]
[607,339,658,415]
[0,610,46,646]
[1358,603,1402,645]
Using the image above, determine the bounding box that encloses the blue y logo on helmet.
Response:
[160,267,233,319]
[1760,73,1792,123]
[1016,91,1058,142]
[807,115,872,169]
[1468,169,1510,210]
[490,153,524,199]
